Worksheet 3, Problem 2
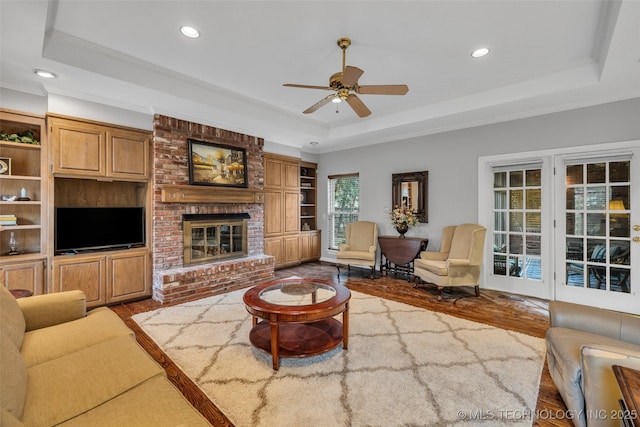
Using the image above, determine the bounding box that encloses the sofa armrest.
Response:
[17,290,87,331]
[419,251,448,261]
[549,301,640,345]
[338,244,350,251]
[368,245,377,253]
[581,344,640,427]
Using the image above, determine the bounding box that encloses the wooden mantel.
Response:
[160,184,264,204]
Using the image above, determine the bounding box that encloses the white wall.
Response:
[317,97,640,261]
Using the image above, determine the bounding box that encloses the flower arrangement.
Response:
[389,206,419,227]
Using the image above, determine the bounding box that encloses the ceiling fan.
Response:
[283,37,409,118]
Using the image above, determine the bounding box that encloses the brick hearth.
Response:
[151,115,274,304]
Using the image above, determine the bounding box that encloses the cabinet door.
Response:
[107,250,150,303]
[283,161,299,189]
[264,157,283,188]
[2,260,45,295]
[50,118,105,177]
[53,255,106,307]
[300,233,311,261]
[264,237,283,268]
[107,129,149,179]
[284,191,299,233]
[310,231,321,260]
[264,190,283,236]
[283,235,301,266]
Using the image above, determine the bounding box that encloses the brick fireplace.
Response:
[151,115,274,304]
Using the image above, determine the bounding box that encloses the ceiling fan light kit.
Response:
[283,37,409,118]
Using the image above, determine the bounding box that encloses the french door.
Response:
[485,161,553,300]
[480,141,639,314]
[555,148,640,314]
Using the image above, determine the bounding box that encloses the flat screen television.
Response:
[55,207,145,254]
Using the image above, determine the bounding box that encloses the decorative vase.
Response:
[395,224,409,238]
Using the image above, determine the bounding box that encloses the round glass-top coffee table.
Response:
[243,278,351,370]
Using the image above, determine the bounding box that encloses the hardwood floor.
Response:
[110,261,570,426]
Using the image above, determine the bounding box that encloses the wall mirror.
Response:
[392,171,428,223]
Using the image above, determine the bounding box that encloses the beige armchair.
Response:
[336,221,378,278]
[413,224,487,300]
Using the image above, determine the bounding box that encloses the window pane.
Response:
[525,169,541,186]
[587,163,606,184]
[609,161,630,183]
[526,189,541,209]
[510,189,523,209]
[494,190,507,209]
[493,234,506,252]
[586,187,606,210]
[509,234,523,254]
[494,172,506,188]
[509,212,523,232]
[566,164,583,185]
[494,211,506,231]
[509,171,523,187]
[328,175,359,249]
[566,213,584,235]
[610,186,629,210]
[526,235,541,256]
[566,238,583,260]
[566,187,583,210]
[525,212,541,233]
[586,213,606,236]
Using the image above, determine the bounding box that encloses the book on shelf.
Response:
[0,221,17,225]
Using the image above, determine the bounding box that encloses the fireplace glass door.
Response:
[184,219,247,266]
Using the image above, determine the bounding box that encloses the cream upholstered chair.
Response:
[413,224,486,300]
[336,221,378,278]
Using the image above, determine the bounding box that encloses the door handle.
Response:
[634,237,640,243]
[633,225,640,231]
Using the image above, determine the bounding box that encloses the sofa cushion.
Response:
[0,334,27,420]
[21,335,164,426]
[0,286,25,349]
[336,250,375,261]
[414,258,448,276]
[21,307,134,367]
[57,375,211,426]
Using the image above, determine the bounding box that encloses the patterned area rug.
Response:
[132,287,546,427]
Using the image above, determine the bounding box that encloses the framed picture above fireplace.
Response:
[188,139,248,187]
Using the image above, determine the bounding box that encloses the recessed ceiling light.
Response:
[33,69,57,79]
[471,47,490,58]
[180,26,200,38]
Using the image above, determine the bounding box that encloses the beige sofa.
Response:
[545,300,640,427]
[0,286,211,426]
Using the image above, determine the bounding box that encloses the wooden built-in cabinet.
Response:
[49,114,150,180]
[53,248,150,308]
[1,260,45,296]
[263,153,320,268]
[48,114,152,306]
[0,109,48,294]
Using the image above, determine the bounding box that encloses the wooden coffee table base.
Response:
[249,318,346,370]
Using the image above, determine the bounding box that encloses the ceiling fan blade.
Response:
[346,94,371,118]
[341,66,364,86]
[357,84,409,95]
[283,83,333,90]
[303,94,336,114]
